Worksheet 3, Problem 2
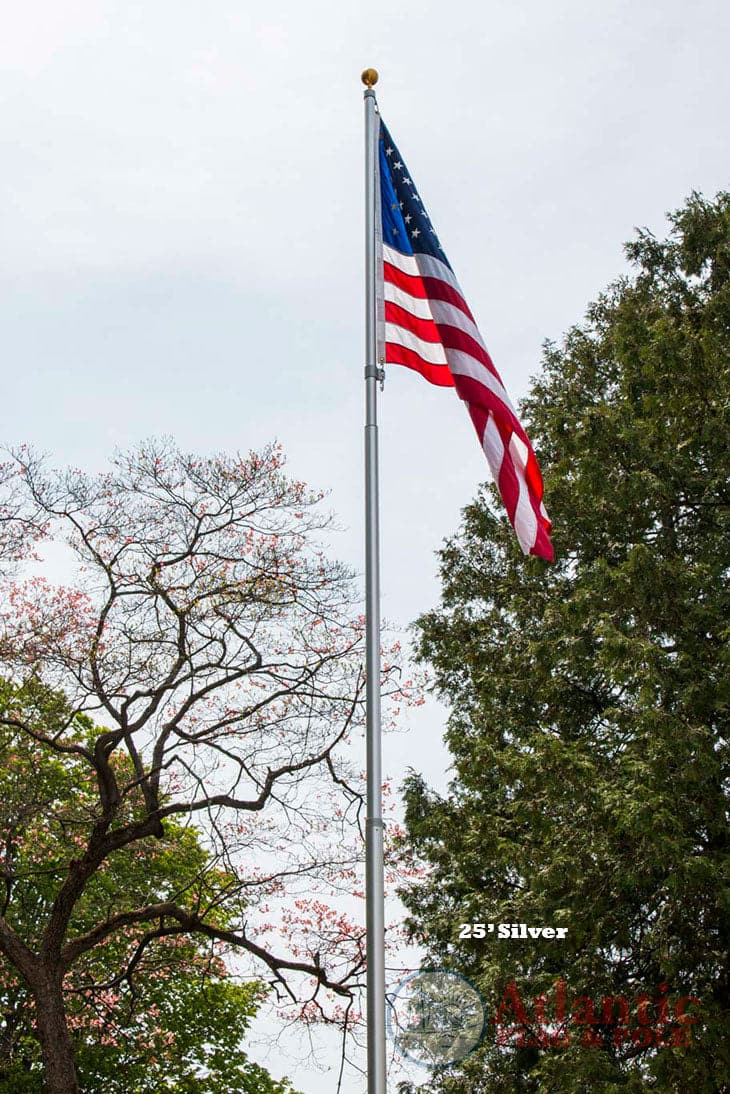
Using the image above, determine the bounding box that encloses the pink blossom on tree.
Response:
[0,439,419,1094]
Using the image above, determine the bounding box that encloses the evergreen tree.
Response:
[399,193,730,1091]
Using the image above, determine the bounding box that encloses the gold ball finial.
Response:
[361,68,379,89]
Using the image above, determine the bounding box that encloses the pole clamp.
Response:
[365,365,385,384]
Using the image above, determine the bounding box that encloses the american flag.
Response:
[376,118,554,562]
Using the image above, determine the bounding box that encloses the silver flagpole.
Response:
[362,67,387,1094]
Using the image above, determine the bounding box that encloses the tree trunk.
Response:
[33,972,79,1094]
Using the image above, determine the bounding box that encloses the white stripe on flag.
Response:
[384,280,434,320]
[385,323,449,364]
[509,432,539,553]
[383,245,419,277]
[481,411,505,482]
[413,251,465,297]
[383,246,465,300]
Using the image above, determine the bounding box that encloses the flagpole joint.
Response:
[364,365,385,384]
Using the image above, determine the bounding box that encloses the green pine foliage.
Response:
[399,193,730,1092]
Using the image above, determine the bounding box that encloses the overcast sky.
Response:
[2,0,728,1088]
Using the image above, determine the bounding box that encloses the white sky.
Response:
[2,0,729,1089]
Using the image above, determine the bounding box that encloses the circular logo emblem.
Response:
[387,968,487,1068]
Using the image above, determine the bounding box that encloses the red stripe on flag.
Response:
[383,262,429,298]
[385,342,456,387]
[385,301,442,344]
[530,515,554,560]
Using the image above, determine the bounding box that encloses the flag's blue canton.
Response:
[379,122,452,271]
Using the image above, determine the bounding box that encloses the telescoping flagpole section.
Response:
[362,67,387,1094]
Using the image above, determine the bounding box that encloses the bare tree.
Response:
[0,439,404,1094]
